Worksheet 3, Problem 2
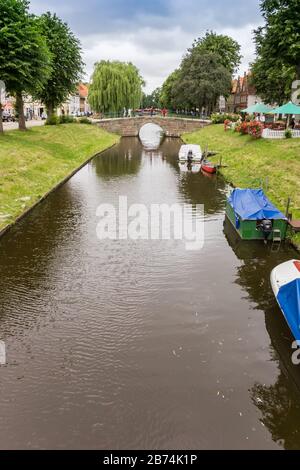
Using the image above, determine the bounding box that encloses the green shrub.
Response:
[285,129,292,139]
[211,113,241,124]
[78,117,92,124]
[59,114,75,124]
[46,115,59,125]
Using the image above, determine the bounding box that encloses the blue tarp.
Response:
[277,278,300,341]
[228,189,287,222]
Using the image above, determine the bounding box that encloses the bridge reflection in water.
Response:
[139,123,164,150]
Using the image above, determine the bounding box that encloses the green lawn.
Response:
[0,124,119,231]
[183,124,300,245]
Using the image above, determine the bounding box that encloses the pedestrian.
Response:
[291,117,296,129]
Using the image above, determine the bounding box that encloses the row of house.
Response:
[1,83,90,119]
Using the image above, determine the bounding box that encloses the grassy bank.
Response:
[0,124,119,231]
[183,124,300,245]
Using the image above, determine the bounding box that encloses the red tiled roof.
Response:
[78,83,88,98]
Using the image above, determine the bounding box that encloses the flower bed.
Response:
[248,121,264,139]
[224,119,232,131]
[212,113,241,124]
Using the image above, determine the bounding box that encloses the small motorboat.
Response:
[271,260,300,341]
[201,160,217,174]
[178,144,202,163]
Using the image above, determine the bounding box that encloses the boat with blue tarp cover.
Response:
[271,260,300,341]
[226,188,288,241]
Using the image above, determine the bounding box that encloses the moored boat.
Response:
[226,188,288,241]
[178,144,202,163]
[201,160,217,174]
[271,260,300,341]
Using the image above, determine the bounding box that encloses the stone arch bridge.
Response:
[96,116,210,137]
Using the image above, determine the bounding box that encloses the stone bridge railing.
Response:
[95,116,210,137]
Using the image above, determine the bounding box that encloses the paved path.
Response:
[3,120,45,131]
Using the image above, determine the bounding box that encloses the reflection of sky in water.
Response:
[139,123,164,150]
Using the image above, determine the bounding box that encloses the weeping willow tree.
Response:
[88,60,144,113]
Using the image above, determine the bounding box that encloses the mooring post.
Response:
[285,197,291,218]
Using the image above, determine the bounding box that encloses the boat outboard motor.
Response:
[187,150,193,162]
[257,219,273,240]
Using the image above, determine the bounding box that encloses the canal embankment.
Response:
[0,124,119,235]
[183,124,300,247]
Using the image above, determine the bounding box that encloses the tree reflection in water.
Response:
[92,137,142,178]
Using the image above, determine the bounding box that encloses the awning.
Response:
[241,103,273,114]
[269,101,300,115]
[228,189,287,221]
[277,278,300,341]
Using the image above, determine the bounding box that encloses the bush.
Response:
[240,121,250,135]
[234,122,242,133]
[46,115,59,125]
[285,129,292,139]
[211,113,241,124]
[59,114,75,124]
[248,121,264,139]
[78,117,92,125]
[224,119,232,131]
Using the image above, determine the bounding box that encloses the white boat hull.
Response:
[271,260,300,297]
[178,144,202,163]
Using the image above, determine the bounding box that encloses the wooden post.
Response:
[265,177,269,192]
[285,197,291,218]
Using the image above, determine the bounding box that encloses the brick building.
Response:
[226,72,261,113]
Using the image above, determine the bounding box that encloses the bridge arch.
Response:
[96,116,210,137]
[139,122,164,149]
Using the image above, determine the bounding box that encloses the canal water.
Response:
[0,126,300,449]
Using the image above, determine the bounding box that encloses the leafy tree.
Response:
[89,61,144,114]
[251,0,300,104]
[259,0,300,78]
[190,31,242,74]
[160,69,181,109]
[37,12,84,120]
[251,55,295,105]
[173,51,232,113]
[0,0,51,131]
[142,87,161,108]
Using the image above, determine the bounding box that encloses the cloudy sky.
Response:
[30,0,263,93]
